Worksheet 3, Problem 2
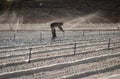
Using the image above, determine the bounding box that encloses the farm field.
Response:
[0,0,120,78]
[0,29,120,79]
[0,30,120,47]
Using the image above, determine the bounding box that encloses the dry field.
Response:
[0,28,120,79]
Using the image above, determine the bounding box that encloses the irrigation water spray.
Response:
[64,12,110,30]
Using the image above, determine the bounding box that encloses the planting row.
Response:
[0,52,120,79]
[0,30,120,48]
[0,47,120,74]
[0,38,120,64]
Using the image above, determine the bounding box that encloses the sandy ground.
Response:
[0,30,120,79]
[0,23,120,30]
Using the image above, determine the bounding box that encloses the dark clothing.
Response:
[50,22,64,39]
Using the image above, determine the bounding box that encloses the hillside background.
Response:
[0,0,120,24]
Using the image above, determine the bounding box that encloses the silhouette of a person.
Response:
[50,22,64,39]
